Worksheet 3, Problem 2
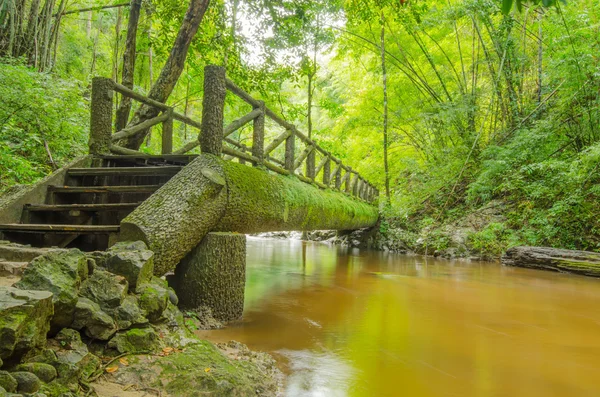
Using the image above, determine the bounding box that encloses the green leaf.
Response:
[502,0,514,14]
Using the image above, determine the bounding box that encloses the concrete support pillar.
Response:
[171,232,246,322]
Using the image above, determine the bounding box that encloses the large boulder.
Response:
[71,298,117,341]
[15,250,88,329]
[107,327,161,354]
[11,371,41,393]
[0,287,53,362]
[15,363,57,383]
[79,269,128,311]
[105,241,154,291]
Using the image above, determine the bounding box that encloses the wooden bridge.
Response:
[0,65,379,275]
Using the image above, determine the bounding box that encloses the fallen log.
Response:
[502,246,600,277]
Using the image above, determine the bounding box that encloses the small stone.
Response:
[106,242,154,290]
[11,371,41,393]
[137,278,170,323]
[15,363,56,383]
[0,288,53,361]
[14,249,88,329]
[79,269,128,310]
[72,298,117,341]
[0,371,17,392]
[168,289,178,305]
[107,328,161,354]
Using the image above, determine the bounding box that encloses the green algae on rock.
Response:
[15,250,87,330]
[0,287,53,362]
[107,327,161,354]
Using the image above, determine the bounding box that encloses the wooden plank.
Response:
[264,130,292,155]
[68,166,181,176]
[111,112,170,141]
[49,185,160,194]
[224,108,262,137]
[225,79,262,107]
[0,224,120,233]
[25,203,141,212]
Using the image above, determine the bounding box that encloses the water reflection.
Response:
[201,237,600,396]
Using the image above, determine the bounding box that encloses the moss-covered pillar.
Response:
[89,77,114,155]
[252,100,265,166]
[322,157,331,186]
[172,232,246,322]
[200,65,226,156]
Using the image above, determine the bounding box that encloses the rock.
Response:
[11,372,40,393]
[105,242,154,290]
[71,298,117,341]
[105,295,148,330]
[0,371,17,392]
[15,363,56,383]
[79,269,128,310]
[108,328,161,354]
[502,246,600,277]
[137,278,170,322]
[47,330,101,386]
[0,385,5,397]
[0,287,53,361]
[15,250,88,329]
[0,357,3,368]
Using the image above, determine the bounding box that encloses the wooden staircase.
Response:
[0,155,195,251]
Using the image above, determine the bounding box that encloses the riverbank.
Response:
[0,241,283,396]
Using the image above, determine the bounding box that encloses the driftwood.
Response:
[502,246,600,277]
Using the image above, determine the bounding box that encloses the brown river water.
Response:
[200,237,600,397]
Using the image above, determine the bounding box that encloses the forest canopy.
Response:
[0,0,599,256]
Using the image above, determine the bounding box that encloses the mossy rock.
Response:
[79,269,128,311]
[15,363,56,383]
[11,371,41,393]
[107,327,161,354]
[105,341,281,396]
[0,385,6,397]
[46,329,101,388]
[106,241,154,291]
[0,287,53,362]
[71,298,117,341]
[137,278,169,323]
[15,249,88,330]
[40,379,73,397]
[0,371,17,393]
[105,295,148,330]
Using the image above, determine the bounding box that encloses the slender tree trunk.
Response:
[118,0,211,149]
[113,6,123,82]
[145,23,154,147]
[23,0,41,60]
[48,0,67,71]
[38,0,56,71]
[537,9,544,104]
[381,13,390,200]
[89,15,102,75]
[115,0,142,131]
[86,10,91,36]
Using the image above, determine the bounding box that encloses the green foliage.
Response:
[0,59,88,192]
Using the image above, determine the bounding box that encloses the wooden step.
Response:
[0,224,119,234]
[48,185,161,194]
[25,203,141,212]
[68,166,182,177]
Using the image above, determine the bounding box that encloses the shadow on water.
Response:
[199,237,600,397]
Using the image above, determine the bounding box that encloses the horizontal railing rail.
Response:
[89,65,379,203]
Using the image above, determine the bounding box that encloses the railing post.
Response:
[285,129,295,173]
[89,77,114,155]
[306,147,316,180]
[201,65,226,156]
[252,100,265,166]
[161,109,173,154]
[352,172,359,196]
[345,168,352,194]
[322,156,331,186]
[335,162,342,190]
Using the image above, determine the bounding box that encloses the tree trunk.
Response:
[118,0,211,149]
[48,0,67,71]
[23,0,41,60]
[115,0,142,132]
[502,246,600,278]
[145,25,154,147]
[38,0,56,71]
[112,6,123,82]
[381,13,391,200]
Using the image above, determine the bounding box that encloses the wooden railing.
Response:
[89,65,379,203]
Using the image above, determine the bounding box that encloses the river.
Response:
[200,237,600,396]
